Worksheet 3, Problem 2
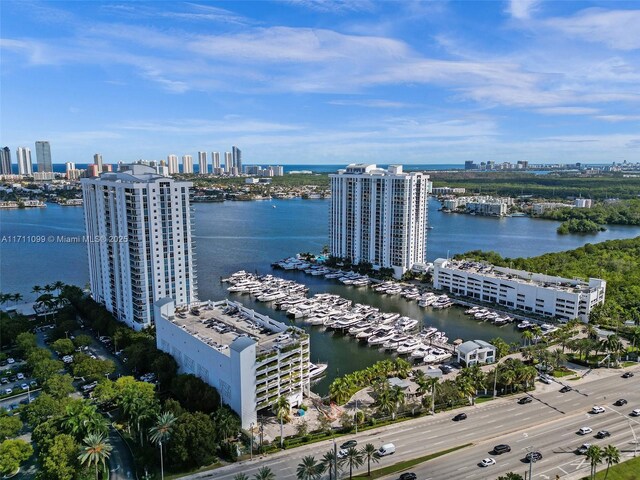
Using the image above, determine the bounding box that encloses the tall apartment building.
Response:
[35,141,52,172]
[232,146,242,172]
[433,258,606,322]
[17,147,33,175]
[155,298,311,429]
[212,152,220,169]
[197,152,207,175]
[0,147,11,175]
[182,155,194,174]
[224,152,232,173]
[167,155,179,175]
[329,164,430,279]
[81,164,198,330]
[93,154,103,171]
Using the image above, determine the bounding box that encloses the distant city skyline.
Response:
[2,1,639,165]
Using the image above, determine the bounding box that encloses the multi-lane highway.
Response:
[186,366,639,480]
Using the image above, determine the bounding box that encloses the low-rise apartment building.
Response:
[433,258,606,322]
[155,298,311,428]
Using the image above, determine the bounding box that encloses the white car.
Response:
[4,388,12,395]
[579,427,593,435]
[6,358,15,365]
[480,458,496,467]
[337,449,348,459]
[20,383,28,391]
[592,406,605,414]
[631,409,640,417]
[16,373,24,380]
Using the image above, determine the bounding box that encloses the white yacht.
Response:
[367,326,395,345]
[396,317,419,332]
[382,334,408,351]
[397,338,423,354]
[309,363,328,379]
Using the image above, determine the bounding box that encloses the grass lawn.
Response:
[475,397,495,404]
[352,443,472,479]
[591,455,640,479]
[552,370,575,377]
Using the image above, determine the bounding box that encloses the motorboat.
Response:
[367,326,395,345]
[309,363,328,379]
[397,338,423,354]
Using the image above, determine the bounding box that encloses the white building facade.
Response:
[81,164,198,330]
[198,152,207,175]
[17,147,33,176]
[155,298,311,429]
[329,164,430,278]
[433,258,606,322]
[457,340,496,366]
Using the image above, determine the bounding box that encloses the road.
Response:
[186,366,640,480]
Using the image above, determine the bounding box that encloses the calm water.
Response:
[2,199,639,394]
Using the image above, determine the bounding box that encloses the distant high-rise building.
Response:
[35,141,52,173]
[211,152,220,169]
[81,164,198,330]
[0,147,11,174]
[17,147,33,175]
[224,152,232,173]
[65,162,76,179]
[329,164,430,279]
[182,155,193,174]
[94,154,103,171]
[464,161,476,170]
[167,155,179,174]
[232,146,242,172]
[102,164,113,173]
[87,164,101,177]
[197,151,207,175]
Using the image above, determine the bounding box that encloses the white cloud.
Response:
[545,8,640,51]
[536,107,599,115]
[594,115,640,123]
[328,99,413,108]
[506,0,540,20]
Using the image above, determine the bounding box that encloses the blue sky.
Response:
[1,1,639,165]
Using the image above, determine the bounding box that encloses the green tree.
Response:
[253,466,276,480]
[362,443,379,476]
[343,446,364,480]
[21,393,68,427]
[273,396,290,448]
[0,415,22,440]
[586,445,603,480]
[234,475,250,480]
[296,455,323,480]
[73,334,93,349]
[166,411,218,470]
[497,473,524,480]
[321,449,342,480]
[60,400,109,440]
[149,411,177,480]
[43,373,75,399]
[213,407,240,443]
[32,358,64,384]
[0,439,33,476]
[602,444,620,480]
[490,337,510,359]
[51,338,75,356]
[78,432,112,480]
[38,433,77,480]
[72,356,115,381]
[16,332,38,356]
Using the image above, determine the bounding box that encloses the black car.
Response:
[439,364,453,373]
[493,444,511,455]
[399,473,417,480]
[525,451,543,462]
[596,430,611,439]
[559,386,573,393]
[340,440,358,449]
[453,413,467,421]
[622,372,634,378]
[614,399,628,406]
[518,397,533,404]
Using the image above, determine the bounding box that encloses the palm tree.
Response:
[78,432,113,480]
[551,348,567,370]
[61,401,108,440]
[234,474,250,480]
[31,285,43,296]
[53,280,65,295]
[389,385,405,418]
[585,445,603,480]
[343,447,364,479]
[362,443,379,476]
[273,396,290,448]
[602,444,620,480]
[321,449,340,480]
[455,376,476,405]
[329,377,353,405]
[522,330,534,347]
[12,293,23,306]
[296,455,323,480]
[412,369,427,396]
[501,369,516,393]
[253,466,276,480]
[374,385,394,417]
[425,376,439,414]
[149,411,177,480]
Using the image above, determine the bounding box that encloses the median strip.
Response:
[352,443,472,479]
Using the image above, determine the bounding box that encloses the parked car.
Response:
[337,449,348,459]
[20,383,28,391]
[4,388,12,395]
[518,397,532,404]
[577,444,591,455]
[525,451,543,462]
[9,376,16,383]
[579,427,593,435]
[16,373,24,380]
[340,440,357,449]
[596,430,611,439]
[6,358,15,365]
[493,444,511,455]
[0,361,6,367]
[631,409,640,417]
[560,386,573,393]
[29,380,37,388]
[591,406,605,414]
[0,378,8,384]
[614,399,628,406]
[538,376,551,384]
[622,372,634,378]
[439,364,453,374]
[480,458,496,467]
[453,413,467,421]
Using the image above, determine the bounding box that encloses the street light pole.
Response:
[354,399,358,434]
[493,361,499,398]
[250,422,254,461]
[159,440,164,480]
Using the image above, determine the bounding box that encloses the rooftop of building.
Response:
[160,300,304,357]
[435,258,602,294]
[458,339,495,354]
[83,164,184,184]
[332,164,428,177]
